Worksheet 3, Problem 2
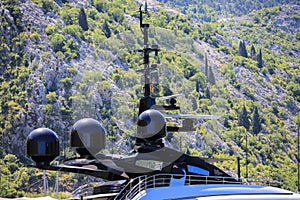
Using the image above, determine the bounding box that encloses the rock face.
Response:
[1,0,130,156]
[0,0,93,155]
[273,5,300,35]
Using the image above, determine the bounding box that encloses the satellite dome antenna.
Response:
[136,109,167,151]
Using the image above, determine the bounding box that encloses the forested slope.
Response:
[0,0,299,197]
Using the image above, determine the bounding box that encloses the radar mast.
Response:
[137,2,159,115]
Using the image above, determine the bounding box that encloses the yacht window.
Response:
[135,160,163,170]
[187,165,209,176]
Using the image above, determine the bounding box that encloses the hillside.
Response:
[158,0,300,21]
[0,0,299,197]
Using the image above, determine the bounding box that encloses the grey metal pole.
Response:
[55,171,59,199]
[43,170,47,196]
[246,132,248,179]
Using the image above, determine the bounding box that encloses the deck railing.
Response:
[114,174,240,200]
[71,182,97,197]
[71,174,283,199]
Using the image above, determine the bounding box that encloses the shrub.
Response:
[46,91,57,103]
[49,33,66,52]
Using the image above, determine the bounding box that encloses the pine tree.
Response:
[205,53,208,77]
[78,8,88,31]
[239,105,250,131]
[94,0,107,12]
[186,147,191,155]
[103,21,111,38]
[242,41,248,58]
[208,66,216,85]
[257,49,263,68]
[250,44,256,58]
[252,106,262,134]
[205,87,211,99]
[196,79,199,92]
[224,115,230,128]
[238,41,244,57]
[238,40,248,58]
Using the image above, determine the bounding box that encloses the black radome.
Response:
[70,118,106,158]
[26,128,59,166]
[136,109,167,141]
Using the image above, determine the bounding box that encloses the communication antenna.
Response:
[137,1,160,115]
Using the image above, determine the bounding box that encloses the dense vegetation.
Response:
[158,0,300,22]
[0,0,299,197]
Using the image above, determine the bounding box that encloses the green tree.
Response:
[93,0,108,13]
[49,33,66,52]
[252,106,262,134]
[208,66,216,85]
[204,52,208,77]
[110,7,125,22]
[205,87,211,99]
[60,77,73,89]
[103,21,111,38]
[242,41,248,58]
[37,0,59,13]
[78,8,88,31]
[257,49,263,68]
[239,105,250,131]
[60,4,79,25]
[238,40,248,58]
[46,91,57,103]
[238,41,243,57]
[196,79,200,92]
[250,44,256,58]
[4,154,18,174]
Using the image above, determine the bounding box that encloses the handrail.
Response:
[242,177,282,187]
[72,181,124,198]
[71,183,94,197]
[114,174,283,200]
[114,174,240,200]
[72,174,283,199]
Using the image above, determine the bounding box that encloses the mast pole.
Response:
[140,3,150,97]
[137,1,159,116]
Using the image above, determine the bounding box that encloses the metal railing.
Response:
[114,174,240,200]
[72,181,123,198]
[71,174,284,199]
[71,183,95,197]
[241,177,282,187]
